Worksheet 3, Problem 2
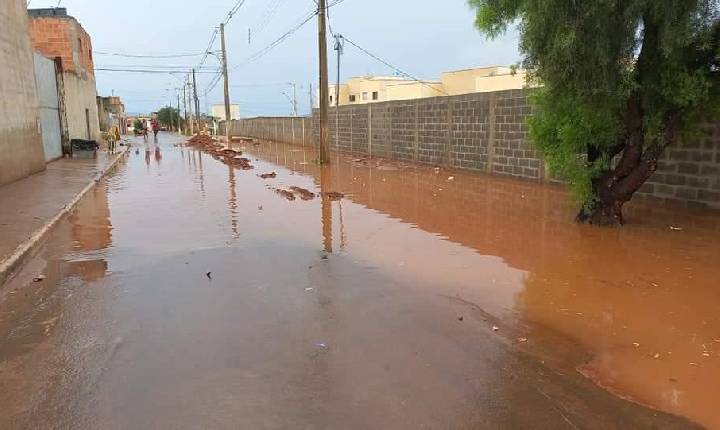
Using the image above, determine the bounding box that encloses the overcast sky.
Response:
[28,0,520,116]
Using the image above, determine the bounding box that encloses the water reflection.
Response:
[320,166,333,253]
[246,141,720,428]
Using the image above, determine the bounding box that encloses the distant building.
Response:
[322,66,527,107]
[212,104,241,120]
[97,96,126,134]
[28,8,102,142]
[441,66,527,96]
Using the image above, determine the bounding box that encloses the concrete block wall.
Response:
[227,117,313,147]
[0,0,46,186]
[230,89,720,208]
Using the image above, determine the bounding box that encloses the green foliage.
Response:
[468,0,720,202]
[157,106,183,129]
[133,119,143,131]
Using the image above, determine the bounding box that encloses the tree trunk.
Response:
[576,110,682,226]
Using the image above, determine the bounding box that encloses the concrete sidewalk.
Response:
[0,147,128,285]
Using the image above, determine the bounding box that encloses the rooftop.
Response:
[28,8,69,18]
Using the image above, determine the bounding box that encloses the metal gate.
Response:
[33,53,62,161]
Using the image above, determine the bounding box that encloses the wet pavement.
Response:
[0,133,717,429]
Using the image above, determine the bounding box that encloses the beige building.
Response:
[323,66,527,107]
[212,104,241,120]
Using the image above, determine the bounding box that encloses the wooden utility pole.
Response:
[192,68,200,131]
[220,23,232,143]
[182,84,188,135]
[188,81,195,135]
[317,0,330,163]
[177,92,182,135]
[333,34,343,148]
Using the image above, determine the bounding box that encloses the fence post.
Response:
[414,101,419,162]
[486,93,497,175]
[368,104,373,158]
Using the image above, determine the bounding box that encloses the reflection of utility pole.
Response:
[320,166,332,252]
[291,83,298,117]
[317,0,330,163]
[333,34,344,147]
[220,23,232,143]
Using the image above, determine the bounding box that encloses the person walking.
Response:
[107,124,120,154]
[151,118,160,139]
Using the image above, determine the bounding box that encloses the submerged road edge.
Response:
[0,146,129,287]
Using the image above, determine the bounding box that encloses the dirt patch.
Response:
[323,192,344,201]
[275,189,296,201]
[187,135,254,170]
[289,186,316,201]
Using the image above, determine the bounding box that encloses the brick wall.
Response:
[28,15,94,78]
[228,89,720,208]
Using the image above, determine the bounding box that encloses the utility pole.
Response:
[309,83,313,114]
[292,83,298,117]
[317,0,330,163]
[220,23,232,143]
[188,80,195,135]
[333,34,343,147]
[177,91,182,136]
[182,84,188,135]
[192,68,200,132]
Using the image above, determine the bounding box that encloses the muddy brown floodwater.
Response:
[0,134,717,429]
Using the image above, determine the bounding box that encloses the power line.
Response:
[340,35,448,96]
[224,0,248,25]
[96,68,219,74]
[232,8,317,70]
[93,51,205,59]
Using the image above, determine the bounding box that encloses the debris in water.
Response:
[633,342,640,348]
[206,272,212,279]
[653,353,661,359]
[352,158,366,163]
[669,226,684,231]
[457,315,464,321]
[33,275,46,282]
[492,326,499,332]
[323,191,344,201]
[289,186,316,200]
[518,337,528,343]
[258,205,263,210]
[316,343,328,349]
[434,166,441,174]
[259,172,277,179]
[305,287,314,292]
[448,176,455,181]
[321,254,329,260]
[275,189,296,201]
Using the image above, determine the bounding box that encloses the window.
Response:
[349,95,356,102]
[372,91,379,100]
[362,92,368,101]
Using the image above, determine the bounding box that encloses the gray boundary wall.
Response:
[226,89,720,208]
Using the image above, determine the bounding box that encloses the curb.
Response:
[0,147,129,287]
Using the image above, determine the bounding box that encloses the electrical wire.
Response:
[232,8,317,70]
[340,35,448,96]
[96,68,218,74]
[93,51,205,59]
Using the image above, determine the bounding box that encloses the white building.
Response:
[212,104,241,120]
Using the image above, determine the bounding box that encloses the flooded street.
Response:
[0,133,718,429]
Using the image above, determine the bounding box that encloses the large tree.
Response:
[156,106,183,131]
[469,0,720,224]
